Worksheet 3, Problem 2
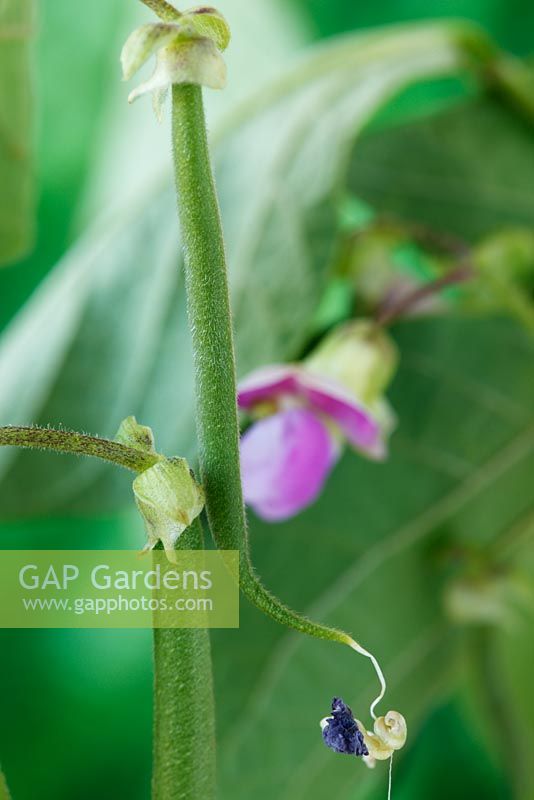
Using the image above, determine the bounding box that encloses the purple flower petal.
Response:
[298,372,384,458]
[240,408,338,521]
[238,365,298,409]
[238,364,386,460]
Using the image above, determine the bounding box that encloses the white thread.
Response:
[387,754,393,800]
[348,639,386,720]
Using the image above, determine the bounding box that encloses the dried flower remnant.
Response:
[321,697,407,799]
[321,697,369,756]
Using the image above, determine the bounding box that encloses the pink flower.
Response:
[239,407,339,522]
[238,322,397,522]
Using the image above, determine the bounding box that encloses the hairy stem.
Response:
[152,518,216,800]
[0,425,158,472]
[171,83,359,652]
[140,0,182,22]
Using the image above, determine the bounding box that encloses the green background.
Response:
[0,1,533,799]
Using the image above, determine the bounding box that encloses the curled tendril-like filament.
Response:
[319,640,406,800]
[348,638,387,720]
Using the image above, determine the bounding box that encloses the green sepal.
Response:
[121,11,229,83]
[121,23,178,81]
[115,415,157,454]
[127,37,226,107]
[114,416,205,558]
[133,458,205,561]
[122,9,229,110]
[305,320,399,408]
[181,7,231,52]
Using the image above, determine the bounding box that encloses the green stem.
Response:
[152,518,215,800]
[171,83,352,648]
[140,0,182,22]
[0,425,158,472]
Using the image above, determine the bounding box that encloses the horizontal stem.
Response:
[0,426,159,473]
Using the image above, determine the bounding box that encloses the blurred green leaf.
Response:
[0,0,34,266]
[490,582,534,799]
[0,0,139,327]
[458,514,534,800]
[347,96,534,327]
[349,96,534,242]
[210,315,534,799]
[0,767,11,800]
[392,702,510,800]
[291,0,534,58]
[0,21,514,514]
[0,16,532,800]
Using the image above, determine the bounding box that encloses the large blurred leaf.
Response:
[0,21,521,514]
[210,316,534,799]
[491,546,534,799]
[0,0,34,266]
[349,96,534,241]
[0,0,139,328]
[457,515,534,800]
[393,702,509,800]
[291,0,534,57]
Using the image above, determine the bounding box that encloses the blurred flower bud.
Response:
[305,320,398,408]
[444,572,532,630]
[475,228,534,284]
[465,228,534,331]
